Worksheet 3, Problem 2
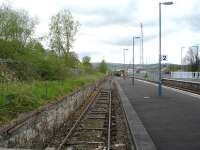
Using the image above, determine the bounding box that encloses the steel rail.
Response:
[107,91,112,150]
[56,89,100,150]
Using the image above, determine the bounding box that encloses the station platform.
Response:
[115,77,200,150]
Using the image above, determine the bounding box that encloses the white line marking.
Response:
[144,97,150,99]
[136,79,200,99]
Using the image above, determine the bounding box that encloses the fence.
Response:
[133,71,200,81]
[171,72,200,79]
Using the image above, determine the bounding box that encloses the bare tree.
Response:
[184,46,200,71]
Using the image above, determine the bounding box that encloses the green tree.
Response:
[0,39,24,59]
[65,51,80,68]
[26,39,45,53]
[49,9,79,56]
[98,59,108,74]
[81,56,93,73]
[0,3,37,45]
[82,56,91,64]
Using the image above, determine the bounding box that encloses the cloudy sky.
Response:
[1,0,200,64]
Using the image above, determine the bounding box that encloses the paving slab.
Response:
[117,77,200,150]
[115,79,157,150]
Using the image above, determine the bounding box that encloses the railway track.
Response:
[134,77,200,95]
[56,89,113,150]
[162,78,200,95]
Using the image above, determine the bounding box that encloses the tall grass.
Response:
[0,73,104,124]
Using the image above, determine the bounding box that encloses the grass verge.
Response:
[0,73,104,124]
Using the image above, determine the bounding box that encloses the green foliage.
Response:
[0,73,104,123]
[81,56,93,73]
[64,52,80,68]
[0,3,37,44]
[49,9,79,55]
[0,38,70,80]
[0,3,107,124]
[82,56,91,64]
[0,39,24,59]
[0,4,83,81]
[98,59,108,74]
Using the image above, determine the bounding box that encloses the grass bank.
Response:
[0,73,104,124]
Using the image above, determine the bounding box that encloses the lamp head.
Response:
[162,1,173,5]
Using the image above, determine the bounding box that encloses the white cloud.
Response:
[1,0,199,64]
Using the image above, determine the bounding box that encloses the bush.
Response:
[0,39,72,80]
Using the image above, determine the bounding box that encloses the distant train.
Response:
[112,70,125,77]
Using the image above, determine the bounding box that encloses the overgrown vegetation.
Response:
[0,74,103,123]
[98,59,108,73]
[0,3,108,123]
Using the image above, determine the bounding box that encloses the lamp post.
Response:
[181,47,185,71]
[123,49,128,77]
[132,36,140,86]
[158,1,173,96]
[192,44,199,71]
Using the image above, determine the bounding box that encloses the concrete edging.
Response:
[114,79,157,150]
